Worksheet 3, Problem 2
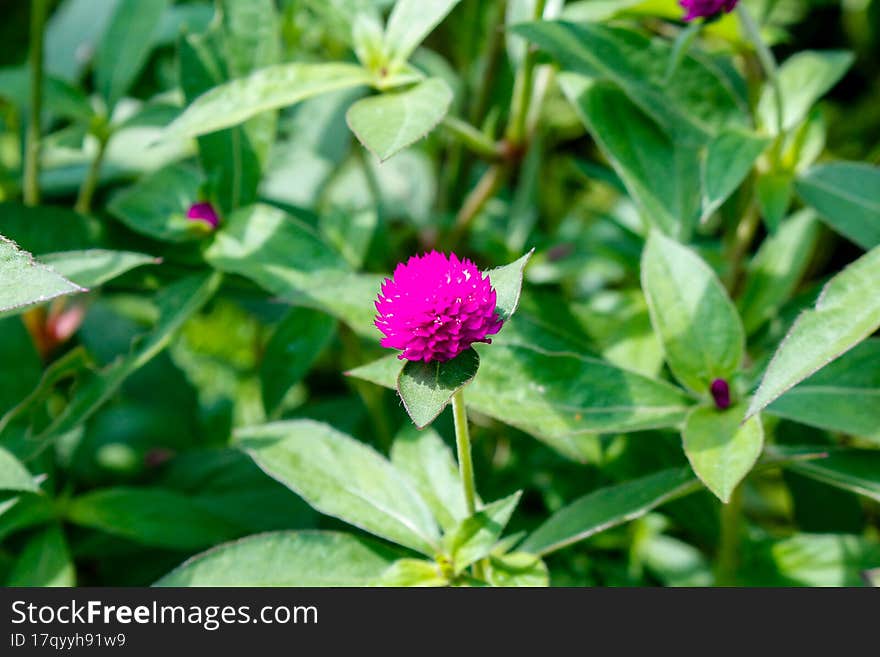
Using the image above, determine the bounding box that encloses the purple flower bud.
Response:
[374,251,503,363]
[186,202,220,230]
[680,0,738,21]
[710,378,732,410]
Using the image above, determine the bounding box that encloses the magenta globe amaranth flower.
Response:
[375,251,503,363]
[680,0,738,21]
[186,201,220,230]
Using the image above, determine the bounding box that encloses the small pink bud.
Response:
[710,378,731,410]
[186,202,220,230]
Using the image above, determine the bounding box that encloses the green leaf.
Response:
[346,78,453,161]
[66,487,242,550]
[445,492,521,573]
[682,404,764,503]
[0,236,83,316]
[766,339,880,441]
[108,163,205,242]
[45,0,121,82]
[179,33,261,214]
[397,349,479,429]
[165,62,372,140]
[0,446,38,493]
[94,0,171,108]
[39,250,157,288]
[521,467,698,555]
[795,162,880,250]
[203,204,381,334]
[260,308,337,416]
[235,420,440,554]
[159,448,316,535]
[747,244,880,418]
[756,172,794,234]
[641,231,744,395]
[701,128,770,222]
[7,525,75,587]
[485,552,549,587]
[487,250,534,322]
[30,273,221,450]
[0,318,41,415]
[758,50,854,134]
[516,21,747,141]
[179,1,281,213]
[740,534,880,586]
[390,425,467,531]
[378,559,449,587]
[155,531,400,586]
[559,75,700,239]
[0,202,103,254]
[350,344,692,461]
[0,66,94,123]
[384,0,463,66]
[738,209,821,335]
[771,446,880,503]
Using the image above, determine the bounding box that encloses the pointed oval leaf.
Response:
[521,467,698,556]
[235,420,440,555]
[384,0,463,65]
[350,343,692,460]
[747,244,880,418]
[0,236,83,317]
[397,348,479,429]
[487,249,534,322]
[701,128,770,222]
[771,446,880,503]
[642,231,744,395]
[0,446,39,493]
[95,0,170,108]
[445,491,522,573]
[766,339,880,441]
[738,209,821,335]
[66,487,243,550]
[346,78,453,161]
[39,250,157,288]
[155,531,400,586]
[7,525,75,587]
[391,425,468,530]
[758,50,854,134]
[165,62,372,140]
[795,162,880,250]
[683,404,763,503]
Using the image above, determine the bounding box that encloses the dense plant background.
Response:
[0,0,878,587]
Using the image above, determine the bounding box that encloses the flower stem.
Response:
[74,135,109,215]
[441,116,502,161]
[506,0,547,146]
[23,0,49,207]
[452,389,477,516]
[715,483,744,586]
[737,4,784,138]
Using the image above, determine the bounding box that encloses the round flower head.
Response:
[375,251,503,363]
[186,201,220,230]
[680,0,738,21]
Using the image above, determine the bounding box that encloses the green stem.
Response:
[452,389,477,516]
[506,0,547,146]
[448,163,508,248]
[724,202,761,293]
[23,0,49,207]
[737,4,784,138]
[715,483,744,586]
[441,116,502,161]
[74,135,109,214]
